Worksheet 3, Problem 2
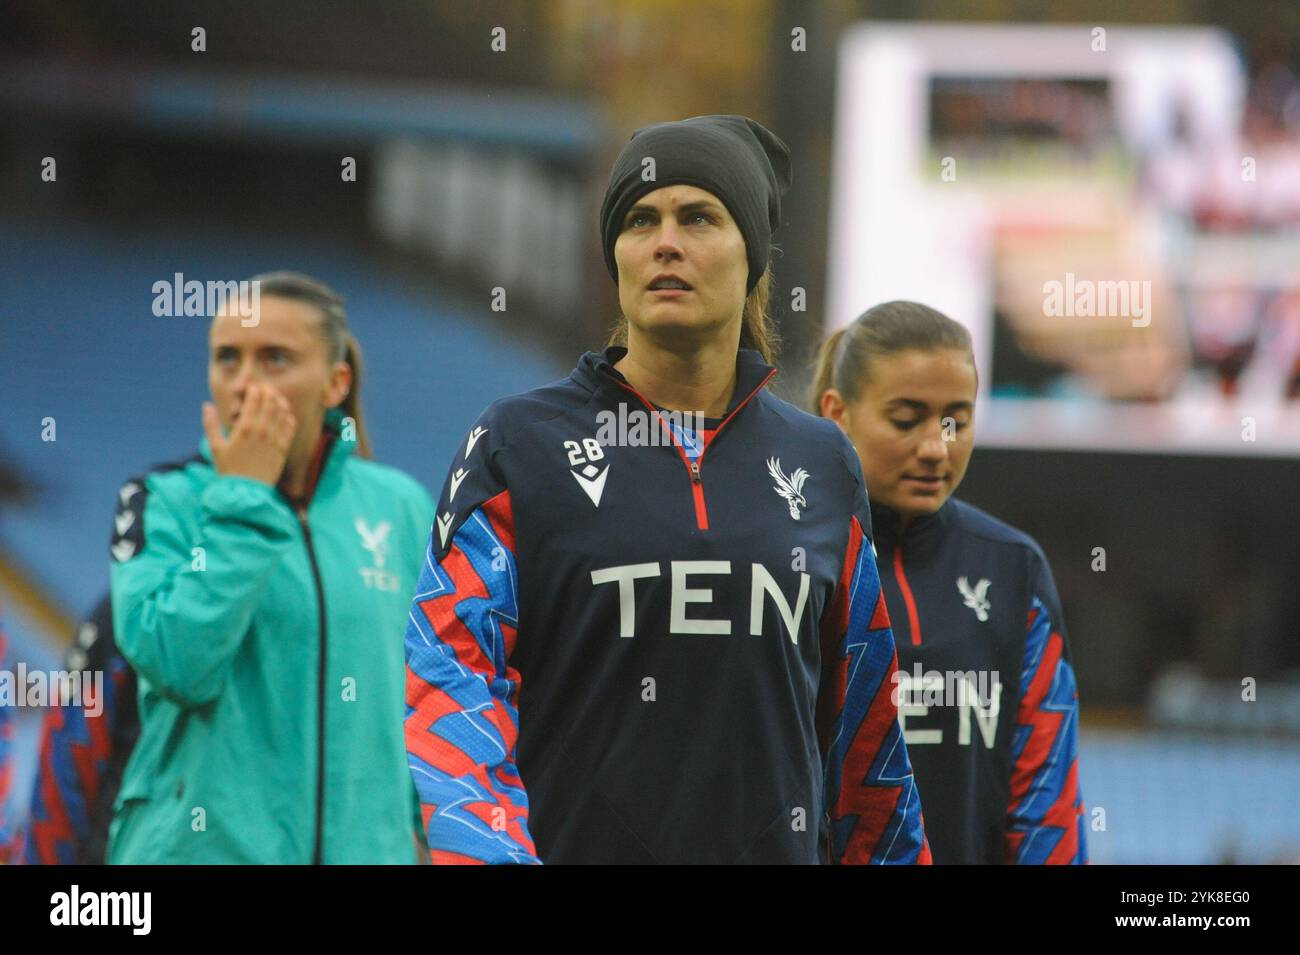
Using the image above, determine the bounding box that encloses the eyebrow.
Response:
[626,200,724,217]
[213,343,297,353]
[887,398,974,413]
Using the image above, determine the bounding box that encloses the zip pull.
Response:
[690,461,701,484]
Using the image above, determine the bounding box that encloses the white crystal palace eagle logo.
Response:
[767,457,809,520]
[957,576,992,622]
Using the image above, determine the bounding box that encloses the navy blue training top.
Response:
[402,346,931,864]
[872,497,1087,864]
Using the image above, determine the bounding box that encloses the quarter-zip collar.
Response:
[573,345,776,531]
[869,496,956,563]
[871,498,955,648]
[572,345,776,417]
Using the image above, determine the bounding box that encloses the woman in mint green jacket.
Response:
[108,272,435,864]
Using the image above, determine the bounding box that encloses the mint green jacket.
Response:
[108,412,435,864]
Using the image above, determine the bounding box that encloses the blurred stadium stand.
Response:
[0,217,566,625]
[1082,729,1300,863]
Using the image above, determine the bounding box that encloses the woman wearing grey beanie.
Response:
[403,114,931,864]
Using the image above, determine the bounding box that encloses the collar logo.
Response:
[767,457,809,520]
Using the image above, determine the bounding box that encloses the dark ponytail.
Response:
[339,332,373,460]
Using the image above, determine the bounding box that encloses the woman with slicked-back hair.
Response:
[107,272,436,863]
[814,300,1087,864]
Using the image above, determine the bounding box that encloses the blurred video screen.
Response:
[829,24,1300,456]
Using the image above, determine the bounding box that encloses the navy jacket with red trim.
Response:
[22,595,138,865]
[404,346,931,864]
[872,497,1087,864]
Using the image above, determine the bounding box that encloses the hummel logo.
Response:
[957,577,991,622]
[449,468,470,502]
[767,457,809,520]
[465,426,488,458]
[571,463,610,507]
[436,511,454,549]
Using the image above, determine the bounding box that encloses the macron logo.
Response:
[449,467,470,502]
[571,464,610,507]
[50,885,151,935]
[465,426,488,458]
[436,511,454,549]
